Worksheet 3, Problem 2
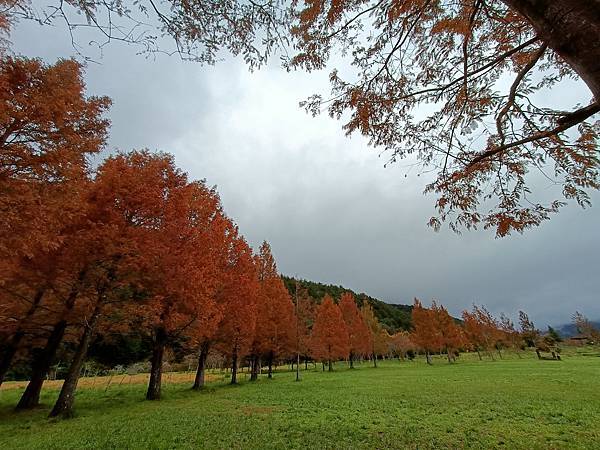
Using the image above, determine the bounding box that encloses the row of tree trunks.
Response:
[0,286,46,386]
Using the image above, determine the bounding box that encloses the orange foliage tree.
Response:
[411,299,441,365]
[48,221,135,418]
[431,302,464,363]
[374,329,392,361]
[498,313,523,357]
[360,302,381,367]
[0,56,109,389]
[339,292,370,368]
[290,0,600,237]
[462,305,502,360]
[311,295,349,372]
[251,241,295,379]
[212,236,259,385]
[389,331,416,361]
[87,151,224,401]
[293,284,316,371]
[0,56,110,269]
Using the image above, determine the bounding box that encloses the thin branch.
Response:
[467,102,600,168]
[326,0,386,40]
[393,36,539,101]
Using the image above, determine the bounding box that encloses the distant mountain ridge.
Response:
[555,322,600,338]
[282,276,412,333]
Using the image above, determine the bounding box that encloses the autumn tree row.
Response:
[2,53,596,421]
[0,54,270,417]
[411,300,567,363]
[0,54,391,419]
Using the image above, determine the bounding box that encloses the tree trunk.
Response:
[476,349,482,361]
[0,287,46,386]
[230,348,239,385]
[535,349,542,359]
[304,358,308,370]
[328,359,332,372]
[349,352,354,369]
[497,349,503,360]
[146,327,167,400]
[502,0,600,100]
[322,361,325,372]
[447,351,452,364]
[425,351,432,365]
[250,355,260,381]
[49,299,103,419]
[16,320,68,410]
[0,330,24,387]
[192,341,210,390]
[267,351,273,379]
[249,357,254,378]
[373,353,377,368]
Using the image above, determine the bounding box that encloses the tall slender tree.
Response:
[252,241,295,379]
[0,56,109,388]
[311,295,349,372]
[431,302,464,363]
[294,285,316,371]
[463,305,502,360]
[339,292,370,368]
[360,302,380,367]
[411,299,440,365]
[213,237,259,385]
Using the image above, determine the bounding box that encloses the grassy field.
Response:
[1,350,599,449]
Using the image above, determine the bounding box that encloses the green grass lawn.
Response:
[1,351,599,449]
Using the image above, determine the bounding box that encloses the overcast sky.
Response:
[10,16,599,328]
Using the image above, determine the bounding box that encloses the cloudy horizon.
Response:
[10,17,599,329]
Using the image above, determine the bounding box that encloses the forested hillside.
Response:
[556,321,600,338]
[282,276,412,333]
